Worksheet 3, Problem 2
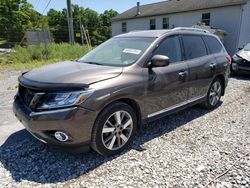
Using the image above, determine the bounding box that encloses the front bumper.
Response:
[232,62,250,74]
[13,95,98,153]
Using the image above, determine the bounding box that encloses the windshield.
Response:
[78,37,155,66]
[244,43,250,51]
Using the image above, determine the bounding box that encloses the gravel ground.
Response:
[0,70,22,126]
[0,70,249,188]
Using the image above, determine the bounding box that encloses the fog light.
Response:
[54,131,69,142]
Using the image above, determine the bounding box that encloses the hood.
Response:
[23,61,123,88]
[237,50,250,61]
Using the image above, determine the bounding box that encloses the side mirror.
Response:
[150,55,170,68]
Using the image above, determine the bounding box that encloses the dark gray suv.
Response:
[13,28,231,156]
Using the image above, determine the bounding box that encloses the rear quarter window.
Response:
[203,36,224,54]
[182,35,207,60]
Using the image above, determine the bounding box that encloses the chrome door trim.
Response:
[147,95,206,118]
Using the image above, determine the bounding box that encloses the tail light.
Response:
[226,55,232,64]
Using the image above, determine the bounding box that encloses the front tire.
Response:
[202,78,223,109]
[91,102,137,156]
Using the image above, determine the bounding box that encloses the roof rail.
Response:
[129,30,143,33]
[172,27,210,33]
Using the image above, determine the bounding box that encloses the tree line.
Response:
[0,0,118,45]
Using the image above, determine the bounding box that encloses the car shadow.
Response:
[230,74,250,80]
[0,104,220,184]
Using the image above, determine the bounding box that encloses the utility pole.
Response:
[66,0,74,45]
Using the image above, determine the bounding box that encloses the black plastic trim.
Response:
[19,76,89,91]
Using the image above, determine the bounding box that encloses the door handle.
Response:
[209,63,216,71]
[178,71,187,81]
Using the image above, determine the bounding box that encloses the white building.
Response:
[111,0,250,55]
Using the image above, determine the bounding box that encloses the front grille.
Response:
[18,85,36,107]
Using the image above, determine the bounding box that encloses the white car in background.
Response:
[231,43,250,75]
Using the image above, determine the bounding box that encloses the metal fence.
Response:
[26,30,51,46]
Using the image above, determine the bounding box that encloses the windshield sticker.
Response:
[123,48,142,55]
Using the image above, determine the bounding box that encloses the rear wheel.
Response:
[202,78,223,109]
[91,102,137,156]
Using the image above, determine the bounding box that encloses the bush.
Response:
[10,43,91,64]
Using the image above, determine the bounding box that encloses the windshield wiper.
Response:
[83,61,104,66]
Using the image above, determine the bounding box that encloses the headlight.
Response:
[37,89,94,110]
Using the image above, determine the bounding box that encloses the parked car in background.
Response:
[231,43,250,75]
[13,28,231,156]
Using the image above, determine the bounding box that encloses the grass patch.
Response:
[0,39,16,48]
[0,43,91,70]
[0,39,7,46]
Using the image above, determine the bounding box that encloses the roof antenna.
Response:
[136,2,141,16]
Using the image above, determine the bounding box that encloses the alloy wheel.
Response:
[101,111,133,151]
[209,81,222,106]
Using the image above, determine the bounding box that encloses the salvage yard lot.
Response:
[0,70,249,187]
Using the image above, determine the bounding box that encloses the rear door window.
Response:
[154,35,182,63]
[203,36,224,54]
[182,35,207,60]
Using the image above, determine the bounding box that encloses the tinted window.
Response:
[203,36,224,54]
[122,22,127,33]
[154,36,182,63]
[150,19,156,30]
[162,18,169,29]
[202,13,211,26]
[182,35,207,60]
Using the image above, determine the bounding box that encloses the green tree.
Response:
[0,0,45,43]
[0,1,118,45]
[47,6,118,45]
[99,9,118,41]
[47,8,68,43]
[73,6,101,45]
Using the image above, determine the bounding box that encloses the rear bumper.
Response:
[13,96,98,153]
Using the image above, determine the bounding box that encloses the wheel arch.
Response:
[214,74,226,96]
[116,98,142,129]
[96,97,142,130]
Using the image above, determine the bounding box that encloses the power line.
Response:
[35,0,41,9]
[42,0,52,15]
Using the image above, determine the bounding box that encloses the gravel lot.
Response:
[0,70,249,188]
